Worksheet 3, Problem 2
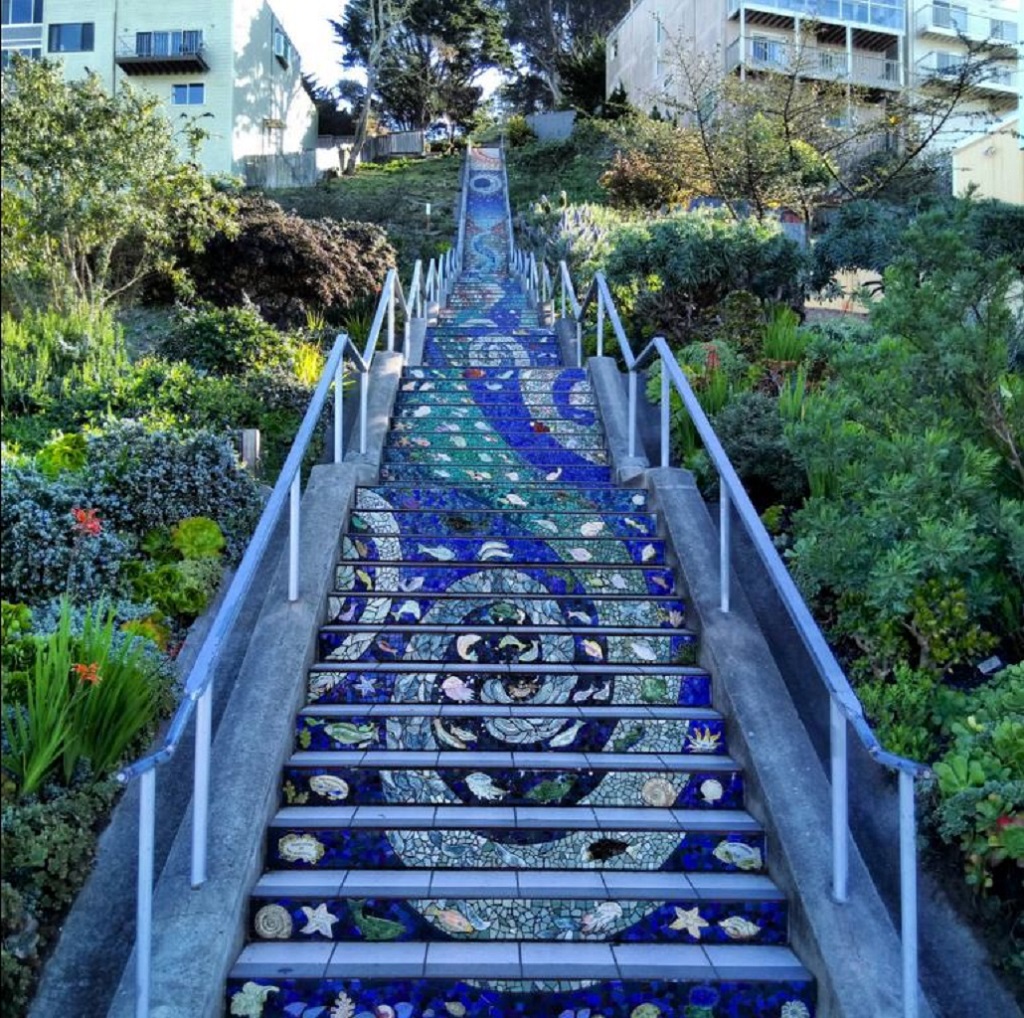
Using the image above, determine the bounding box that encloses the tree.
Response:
[332,0,415,171]
[499,0,629,109]
[335,0,509,139]
[302,75,356,136]
[0,58,233,313]
[646,27,1018,220]
[556,35,608,117]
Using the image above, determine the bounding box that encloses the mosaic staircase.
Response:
[226,149,815,1018]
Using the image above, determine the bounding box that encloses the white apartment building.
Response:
[1,0,318,184]
[607,0,1022,153]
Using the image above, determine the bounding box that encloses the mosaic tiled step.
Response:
[356,485,651,513]
[380,462,614,486]
[266,805,767,873]
[391,418,599,440]
[386,432,607,457]
[340,534,667,566]
[383,445,610,467]
[326,592,687,630]
[294,706,725,756]
[228,955,814,1018]
[349,509,658,539]
[421,349,561,369]
[317,624,698,667]
[334,560,678,598]
[284,751,742,810]
[392,384,595,408]
[306,665,713,708]
[390,400,597,422]
[425,327,556,340]
[247,870,787,945]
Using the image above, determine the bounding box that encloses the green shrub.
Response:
[711,392,807,508]
[505,115,537,147]
[83,422,263,557]
[160,302,293,376]
[932,664,1024,894]
[34,432,88,479]
[0,464,132,605]
[0,306,129,415]
[761,305,808,362]
[170,516,225,560]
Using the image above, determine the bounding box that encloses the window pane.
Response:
[172,84,188,104]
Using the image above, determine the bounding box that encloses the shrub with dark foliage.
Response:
[185,195,396,326]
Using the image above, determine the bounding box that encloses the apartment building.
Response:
[1,0,318,184]
[607,0,1021,151]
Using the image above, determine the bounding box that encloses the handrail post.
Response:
[830,698,850,903]
[359,370,369,454]
[719,485,731,612]
[288,474,300,602]
[627,369,637,457]
[576,321,583,369]
[660,363,670,468]
[190,685,212,888]
[597,287,605,358]
[900,771,919,1018]
[134,768,156,1018]
[387,278,396,352]
[333,357,344,464]
[561,279,567,320]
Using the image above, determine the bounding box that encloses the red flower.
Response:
[705,345,721,372]
[71,507,102,537]
[72,661,102,685]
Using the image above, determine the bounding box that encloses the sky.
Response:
[275,0,348,88]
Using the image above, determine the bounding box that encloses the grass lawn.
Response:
[269,154,463,280]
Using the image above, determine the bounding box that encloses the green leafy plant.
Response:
[762,305,808,362]
[34,432,88,479]
[170,516,225,560]
[294,341,326,387]
[1,598,163,795]
[932,664,1024,892]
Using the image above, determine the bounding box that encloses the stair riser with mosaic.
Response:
[306,668,715,708]
[349,510,659,539]
[355,485,655,513]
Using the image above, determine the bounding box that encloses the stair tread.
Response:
[271,805,761,831]
[230,940,811,981]
[290,749,737,769]
[295,704,718,720]
[251,868,784,900]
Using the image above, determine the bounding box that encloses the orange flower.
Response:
[71,507,102,537]
[705,345,721,372]
[72,661,102,685]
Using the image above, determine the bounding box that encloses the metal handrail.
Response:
[455,145,470,273]
[118,264,417,1018]
[558,260,928,1018]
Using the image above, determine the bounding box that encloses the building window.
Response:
[136,29,203,57]
[610,35,619,60]
[48,22,93,53]
[1,45,40,65]
[932,1,967,30]
[752,36,787,67]
[171,83,205,105]
[273,27,291,67]
[2,0,43,25]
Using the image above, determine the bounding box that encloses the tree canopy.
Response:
[1,57,233,313]
[335,0,510,132]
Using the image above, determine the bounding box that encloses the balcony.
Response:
[727,0,906,32]
[914,4,1019,47]
[726,35,903,89]
[114,31,207,75]
[915,49,1019,94]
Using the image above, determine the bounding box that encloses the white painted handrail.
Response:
[559,261,929,1018]
[117,262,419,1017]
